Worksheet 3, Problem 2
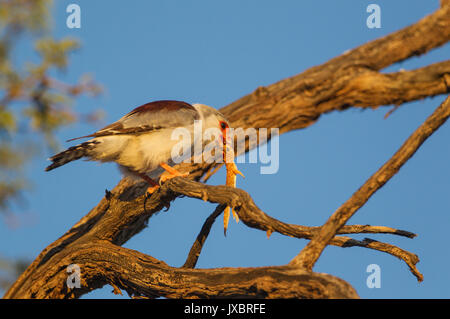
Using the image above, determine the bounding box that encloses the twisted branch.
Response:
[182,204,226,269]
[161,177,422,281]
[291,95,450,273]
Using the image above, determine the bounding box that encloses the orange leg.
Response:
[139,163,189,195]
[159,162,189,183]
[138,173,160,195]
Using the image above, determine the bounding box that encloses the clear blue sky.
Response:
[1,0,449,298]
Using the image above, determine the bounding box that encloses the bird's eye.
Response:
[220,121,227,130]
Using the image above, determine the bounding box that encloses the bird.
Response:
[45,100,232,195]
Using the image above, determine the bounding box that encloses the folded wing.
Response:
[68,100,200,141]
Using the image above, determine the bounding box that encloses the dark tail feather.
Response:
[45,141,98,171]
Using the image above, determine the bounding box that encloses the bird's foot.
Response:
[159,163,189,184]
[159,171,189,184]
[136,173,160,197]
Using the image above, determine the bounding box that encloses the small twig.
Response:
[384,104,401,119]
[182,204,226,269]
[202,163,224,183]
[320,224,416,238]
[331,236,422,281]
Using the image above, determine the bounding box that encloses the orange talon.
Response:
[159,162,189,183]
[140,163,188,196]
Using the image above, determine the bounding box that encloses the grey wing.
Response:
[68,100,200,141]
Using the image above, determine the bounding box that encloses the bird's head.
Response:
[192,103,231,147]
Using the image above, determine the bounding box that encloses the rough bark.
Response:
[220,5,450,134]
[4,4,450,299]
[17,242,360,299]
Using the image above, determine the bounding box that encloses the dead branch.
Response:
[27,242,359,299]
[291,95,450,273]
[182,204,226,269]
[159,177,423,281]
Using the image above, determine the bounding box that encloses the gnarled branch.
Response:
[4,173,421,298]
[29,242,359,299]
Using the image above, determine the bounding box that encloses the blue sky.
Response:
[1,1,449,298]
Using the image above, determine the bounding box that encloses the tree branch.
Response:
[290,95,450,272]
[4,174,422,298]
[220,5,450,134]
[161,177,423,281]
[28,242,359,299]
[182,204,226,269]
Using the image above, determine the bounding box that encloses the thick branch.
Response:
[26,242,358,299]
[182,204,225,269]
[221,6,450,134]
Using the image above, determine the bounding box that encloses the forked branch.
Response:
[291,95,450,273]
[161,177,423,281]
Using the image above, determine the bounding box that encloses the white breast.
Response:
[119,129,186,173]
[89,125,199,176]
